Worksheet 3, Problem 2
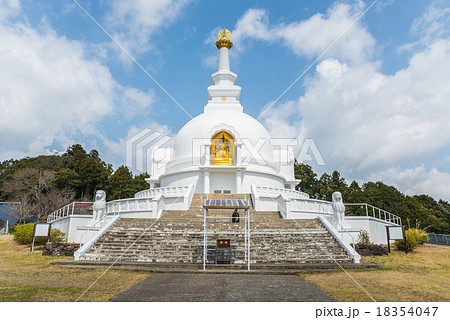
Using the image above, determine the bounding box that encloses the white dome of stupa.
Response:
[170,109,276,170]
[150,29,297,194]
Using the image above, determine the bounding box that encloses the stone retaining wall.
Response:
[353,243,388,256]
[43,242,80,256]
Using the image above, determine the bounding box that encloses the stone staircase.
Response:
[79,194,353,265]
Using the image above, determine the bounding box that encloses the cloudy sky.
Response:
[0,0,449,201]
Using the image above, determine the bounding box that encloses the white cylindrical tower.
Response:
[216,28,232,71]
[218,47,230,71]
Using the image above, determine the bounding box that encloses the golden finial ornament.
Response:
[217,29,231,40]
[216,28,233,49]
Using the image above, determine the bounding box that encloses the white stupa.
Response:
[50,30,401,259]
[146,29,299,194]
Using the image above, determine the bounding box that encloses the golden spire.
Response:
[216,28,233,49]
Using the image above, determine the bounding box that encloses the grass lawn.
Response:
[0,237,150,302]
[1,235,449,302]
[303,245,450,302]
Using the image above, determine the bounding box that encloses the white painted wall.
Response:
[242,171,284,191]
[210,171,235,193]
[51,215,92,243]
[344,216,400,244]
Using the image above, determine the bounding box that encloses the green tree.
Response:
[294,162,319,198]
[317,173,333,201]
[78,157,111,198]
[331,170,348,197]
[132,172,150,193]
[347,181,365,201]
[54,168,81,190]
[106,166,136,201]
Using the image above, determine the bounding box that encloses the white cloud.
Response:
[290,39,450,173]
[259,101,302,139]
[201,52,218,69]
[411,4,450,43]
[369,166,450,201]
[231,2,375,64]
[119,87,156,118]
[0,0,20,20]
[105,0,192,55]
[399,2,450,53]
[232,8,273,44]
[259,2,450,200]
[0,5,154,161]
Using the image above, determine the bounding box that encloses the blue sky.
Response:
[1,0,450,201]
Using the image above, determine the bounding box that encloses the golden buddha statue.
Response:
[211,132,234,165]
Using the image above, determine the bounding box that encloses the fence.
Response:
[47,202,93,223]
[427,233,450,245]
[345,203,402,225]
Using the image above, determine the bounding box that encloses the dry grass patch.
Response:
[303,245,450,302]
[0,238,150,301]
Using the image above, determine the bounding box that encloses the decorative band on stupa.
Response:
[216,28,233,49]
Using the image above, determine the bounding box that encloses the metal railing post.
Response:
[244,208,247,261]
[248,207,251,271]
[203,204,207,271]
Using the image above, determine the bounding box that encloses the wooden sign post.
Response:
[386,225,407,254]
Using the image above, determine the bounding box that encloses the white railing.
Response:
[324,215,356,244]
[318,215,361,263]
[47,202,93,223]
[79,208,120,245]
[254,185,309,200]
[105,198,154,215]
[74,215,120,261]
[345,203,401,225]
[289,198,333,215]
[134,185,190,199]
[185,179,198,210]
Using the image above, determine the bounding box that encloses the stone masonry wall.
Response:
[43,242,80,256]
[353,243,388,256]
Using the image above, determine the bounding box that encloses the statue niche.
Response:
[211,131,235,165]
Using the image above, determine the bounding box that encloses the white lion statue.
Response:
[92,190,106,221]
[331,191,345,222]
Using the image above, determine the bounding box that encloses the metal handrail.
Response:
[79,219,105,245]
[345,203,401,225]
[318,215,360,263]
[325,214,355,245]
[79,209,119,245]
[47,202,93,223]
[74,215,120,260]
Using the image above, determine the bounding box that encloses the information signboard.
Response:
[30,223,51,252]
[386,225,407,254]
[388,226,404,240]
[35,224,50,237]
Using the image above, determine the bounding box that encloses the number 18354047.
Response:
[376,307,438,317]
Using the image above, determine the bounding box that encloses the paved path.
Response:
[110,273,335,302]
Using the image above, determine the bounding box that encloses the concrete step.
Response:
[79,193,354,265]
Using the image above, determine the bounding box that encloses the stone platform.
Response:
[76,194,355,266]
[53,260,376,274]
